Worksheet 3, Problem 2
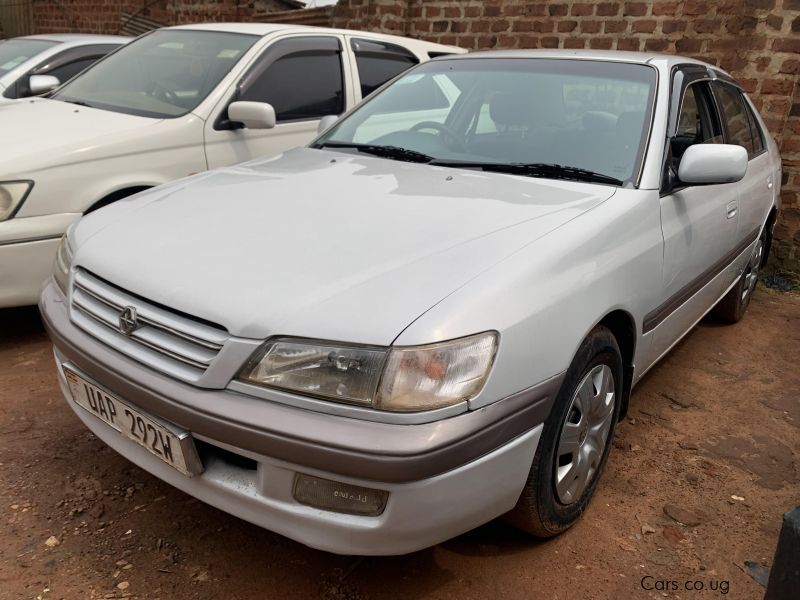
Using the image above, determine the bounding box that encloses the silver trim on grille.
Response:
[70,269,229,383]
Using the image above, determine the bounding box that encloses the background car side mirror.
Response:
[317,115,338,134]
[677,144,748,185]
[227,101,276,130]
[28,74,61,96]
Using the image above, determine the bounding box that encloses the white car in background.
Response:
[0,24,462,307]
[0,34,128,103]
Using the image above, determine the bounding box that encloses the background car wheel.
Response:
[505,325,623,537]
[713,229,766,324]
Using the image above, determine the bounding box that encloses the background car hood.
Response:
[0,98,157,175]
[76,148,615,343]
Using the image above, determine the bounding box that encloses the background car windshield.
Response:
[320,58,657,184]
[0,39,59,76]
[53,30,258,118]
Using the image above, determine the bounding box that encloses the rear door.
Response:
[712,80,772,245]
[204,35,349,169]
[645,70,740,360]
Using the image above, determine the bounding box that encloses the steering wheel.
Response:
[146,81,179,106]
[409,121,467,152]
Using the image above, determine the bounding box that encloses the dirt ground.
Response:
[0,288,798,600]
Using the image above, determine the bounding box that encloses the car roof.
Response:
[437,48,729,75]
[167,22,463,51]
[17,33,130,44]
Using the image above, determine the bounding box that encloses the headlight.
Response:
[53,234,73,294]
[239,332,498,412]
[376,333,498,411]
[0,181,33,221]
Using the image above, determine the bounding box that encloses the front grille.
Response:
[70,269,229,383]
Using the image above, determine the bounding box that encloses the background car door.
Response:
[712,81,773,246]
[204,35,348,169]
[646,76,739,361]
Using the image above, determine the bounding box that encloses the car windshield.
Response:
[0,39,59,76]
[52,30,258,118]
[316,58,657,186]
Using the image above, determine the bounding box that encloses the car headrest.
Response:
[490,93,533,128]
[582,111,618,133]
[616,111,646,140]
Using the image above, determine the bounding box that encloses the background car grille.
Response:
[70,269,229,383]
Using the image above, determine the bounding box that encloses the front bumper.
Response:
[40,281,559,555]
[0,212,79,307]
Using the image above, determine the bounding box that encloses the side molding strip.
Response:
[642,227,760,334]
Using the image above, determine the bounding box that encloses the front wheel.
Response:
[506,326,622,537]
[713,230,766,323]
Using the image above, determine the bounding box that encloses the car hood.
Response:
[75,147,615,343]
[0,98,158,175]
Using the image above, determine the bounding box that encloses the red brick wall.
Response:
[32,0,297,34]
[329,0,800,274]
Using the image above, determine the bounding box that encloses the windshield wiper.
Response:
[59,98,94,108]
[315,141,434,164]
[429,160,624,186]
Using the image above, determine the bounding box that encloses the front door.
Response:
[204,35,348,169]
[645,78,740,362]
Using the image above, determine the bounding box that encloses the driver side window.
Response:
[238,37,344,123]
[671,82,722,167]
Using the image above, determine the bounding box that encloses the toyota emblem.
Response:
[118,305,138,336]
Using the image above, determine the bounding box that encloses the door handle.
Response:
[726,201,737,219]
[767,179,773,190]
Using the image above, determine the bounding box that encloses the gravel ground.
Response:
[0,287,798,600]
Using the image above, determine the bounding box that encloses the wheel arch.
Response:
[761,205,778,268]
[596,309,637,419]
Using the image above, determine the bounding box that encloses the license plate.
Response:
[63,367,202,477]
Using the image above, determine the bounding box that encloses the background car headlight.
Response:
[0,181,33,221]
[53,234,73,294]
[239,332,498,412]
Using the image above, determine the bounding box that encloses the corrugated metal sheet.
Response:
[0,0,34,38]
[119,11,164,37]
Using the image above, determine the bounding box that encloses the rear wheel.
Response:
[713,229,766,323]
[506,326,622,537]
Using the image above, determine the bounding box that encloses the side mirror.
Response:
[677,144,747,185]
[29,74,60,96]
[317,114,338,134]
[227,101,276,130]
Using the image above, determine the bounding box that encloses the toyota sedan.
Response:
[40,50,780,555]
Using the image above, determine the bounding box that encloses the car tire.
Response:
[713,229,766,324]
[505,325,622,537]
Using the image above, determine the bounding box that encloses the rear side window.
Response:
[714,82,755,157]
[351,38,418,99]
[240,37,344,122]
[743,97,765,156]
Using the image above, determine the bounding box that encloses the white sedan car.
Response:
[41,50,779,555]
[0,24,461,307]
[0,34,128,103]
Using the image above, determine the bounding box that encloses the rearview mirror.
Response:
[317,115,338,134]
[678,144,747,185]
[29,74,60,96]
[228,101,276,130]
